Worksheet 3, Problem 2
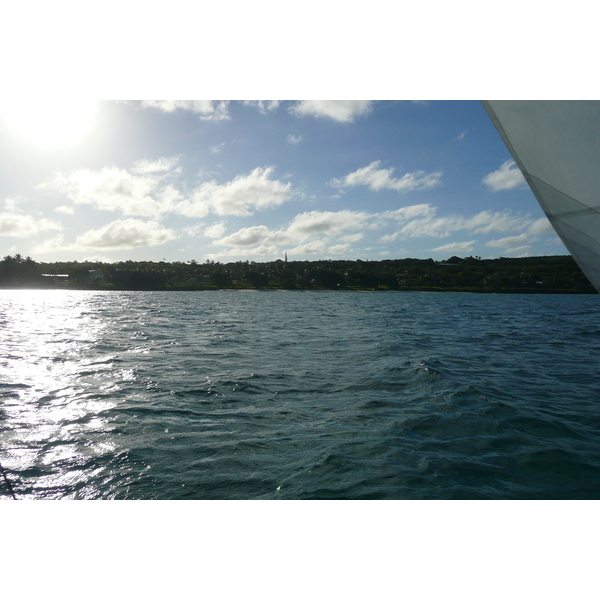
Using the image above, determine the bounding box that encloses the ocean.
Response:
[1,288,600,499]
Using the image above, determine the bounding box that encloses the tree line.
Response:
[0,253,596,293]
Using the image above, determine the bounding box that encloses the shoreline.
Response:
[0,284,596,294]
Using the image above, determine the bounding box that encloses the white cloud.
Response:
[327,244,350,254]
[205,244,281,261]
[55,205,74,214]
[339,233,363,243]
[0,213,62,237]
[132,157,180,174]
[286,210,369,238]
[39,166,168,217]
[209,209,370,254]
[383,204,437,220]
[288,240,328,254]
[486,233,530,248]
[379,232,399,243]
[456,131,466,141]
[398,210,529,239]
[243,101,280,113]
[483,160,528,191]
[156,184,184,211]
[464,210,529,234]
[202,203,538,260]
[211,143,225,154]
[4,197,23,210]
[430,241,476,253]
[140,100,230,121]
[182,223,205,237]
[214,225,270,247]
[76,219,177,250]
[30,234,71,255]
[203,221,227,238]
[248,244,281,256]
[503,245,532,256]
[290,100,373,123]
[39,161,292,221]
[175,167,293,217]
[286,134,303,145]
[331,161,442,193]
[528,216,554,235]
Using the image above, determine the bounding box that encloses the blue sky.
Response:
[0,100,565,263]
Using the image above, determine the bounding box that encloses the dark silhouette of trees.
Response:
[245,271,269,287]
[0,254,595,293]
[0,255,40,286]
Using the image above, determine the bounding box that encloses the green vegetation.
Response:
[0,254,596,293]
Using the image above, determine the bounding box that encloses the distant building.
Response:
[85,269,104,283]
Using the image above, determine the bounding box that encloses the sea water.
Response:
[1,289,600,499]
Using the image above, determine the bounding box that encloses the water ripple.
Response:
[2,290,600,499]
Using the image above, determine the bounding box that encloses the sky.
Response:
[0,99,566,264]
[1,1,596,589]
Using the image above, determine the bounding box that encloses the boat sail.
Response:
[483,101,600,292]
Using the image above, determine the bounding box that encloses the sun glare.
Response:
[0,99,97,147]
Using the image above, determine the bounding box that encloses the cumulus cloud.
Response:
[182,223,205,237]
[383,204,437,220]
[39,166,169,217]
[243,101,280,113]
[203,221,227,238]
[4,197,23,210]
[483,160,528,191]
[39,160,292,221]
[205,202,539,260]
[331,161,442,193]
[503,245,531,256]
[140,100,230,121]
[0,213,62,237]
[288,240,328,255]
[286,210,370,238]
[76,219,177,250]
[214,225,269,247]
[290,101,373,123]
[286,134,303,145]
[486,233,530,248]
[204,245,281,261]
[327,244,350,254]
[339,233,363,243]
[175,167,293,217]
[379,232,399,243]
[430,241,476,253]
[132,157,180,174]
[528,216,554,235]
[375,205,534,248]
[463,210,529,234]
[210,209,371,254]
[29,234,76,255]
[398,210,529,239]
[55,205,74,214]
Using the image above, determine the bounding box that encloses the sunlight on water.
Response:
[2,290,600,499]
[0,291,123,499]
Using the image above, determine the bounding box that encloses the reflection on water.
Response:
[0,291,126,499]
[3,289,600,499]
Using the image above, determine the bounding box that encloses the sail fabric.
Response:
[483,101,600,291]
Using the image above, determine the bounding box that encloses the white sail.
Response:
[483,101,600,292]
